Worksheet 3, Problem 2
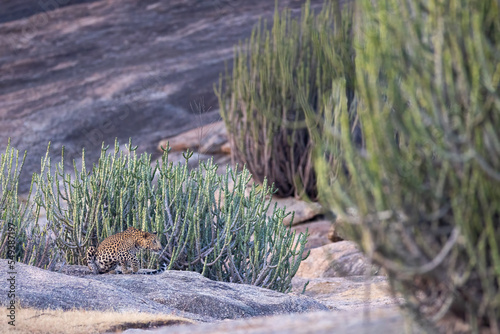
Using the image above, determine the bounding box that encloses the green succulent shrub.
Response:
[0,141,59,269]
[315,0,500,331]
[216,0,355,200]
[33,140,308,293]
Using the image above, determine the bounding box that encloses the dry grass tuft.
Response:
[0,307,192,334]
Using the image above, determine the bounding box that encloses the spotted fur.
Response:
[86,227,165,275]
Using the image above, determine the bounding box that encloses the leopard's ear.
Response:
[152,231,157,235]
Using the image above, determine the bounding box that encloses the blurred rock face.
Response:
[0,0,323,192]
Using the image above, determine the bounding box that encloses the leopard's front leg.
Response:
[116,253,131,274]
[130,256,140,273]
[118,259,131,274]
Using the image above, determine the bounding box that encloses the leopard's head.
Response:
[138,231,162,253]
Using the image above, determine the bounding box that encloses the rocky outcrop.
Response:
[0,260,327,323]
[291,240,399,313]
[292,276,401,311]
[0,0,325,192]
[295,241,380,278]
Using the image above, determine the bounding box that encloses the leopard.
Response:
[86,226,166,275]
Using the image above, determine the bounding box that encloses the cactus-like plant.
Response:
[315,0,500,331]
[33,140,308,293]
[0,141,59,269]
[216,0,354,200]
[0,141,29,261]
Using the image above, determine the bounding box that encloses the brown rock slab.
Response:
[295,241,380,278]
[328,221,345,242]
[291,219,333,251]
[271,197,324,226]
[329,211,363,241]
[158,121,228,154]
[220,141,231,154]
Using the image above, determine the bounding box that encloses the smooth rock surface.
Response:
[0,260,327,323]
[122,308,421,334]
